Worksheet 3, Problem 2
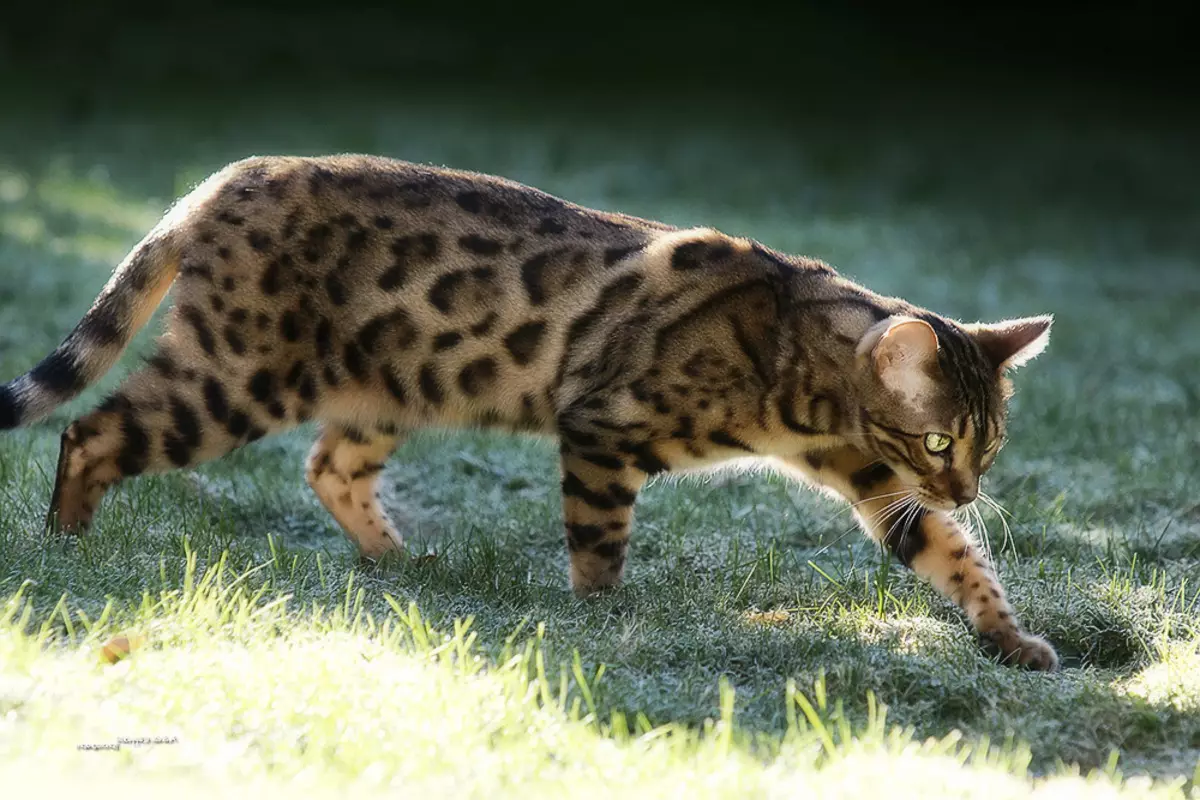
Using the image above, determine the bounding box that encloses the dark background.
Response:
[1,4,1195,109]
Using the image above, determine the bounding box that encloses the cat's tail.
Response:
[0,229,182,429]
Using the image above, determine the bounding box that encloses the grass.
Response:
[1,78,1198,796]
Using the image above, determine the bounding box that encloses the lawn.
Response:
[0,72,1198,796]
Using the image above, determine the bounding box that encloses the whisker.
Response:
[811,494,912,559]
[811,488,910,532]
[892,499,923,559]
[870,494,919,531]
[979,490,1013,518]
[882,496,919,550]
[979,493,1016,560]
[809,487,914,560]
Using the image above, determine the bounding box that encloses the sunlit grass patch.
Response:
[1,554,1194,798]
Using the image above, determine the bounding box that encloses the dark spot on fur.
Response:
[302,223,333,263]
[325,273,348,305]
[615,440,668,474]
[29,349,83,395]
[592,541,626,561]
[456,190,484,213]
[147,353,176,378]
[115,411,150,476]
[560,473,637,510]
[470,312,498,337]
[298,374,317,403]
[179,305,216,357]
[182,260,214,282]
[343,341,367,380]
[280,310,301,342]
[163,396,202,466]
[671,240,732,270]
[315,317,333,357]
[223,326,246,355]
[434,331,463,351]
[520,251,553,305]
[458,358,497,396]
[604,244,644,266]
[285,360,305,389]
[504,321,546,366]
[459,234,503,255]
[345,228,367,253]
[283,211,301,240]
[419,364,444,405]
[260,259,283,295]
[378,263,407,291]
[203,378,229,422]
[536,218,567,235]
[381,367,407,404]
[851,462,894,490]
[427,266,493,314]
[227,411,250,439]
[246,371,274,407]
[247,230,272,251]
[565,523,605,548]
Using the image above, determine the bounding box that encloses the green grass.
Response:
[1,83,1198,796]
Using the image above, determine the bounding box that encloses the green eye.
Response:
[924,432,952,453]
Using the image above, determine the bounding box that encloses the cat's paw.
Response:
[983,627,1060,672]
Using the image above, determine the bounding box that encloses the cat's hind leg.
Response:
[306,424,404,559]
[47,359,281,535]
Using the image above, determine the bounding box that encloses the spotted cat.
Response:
[0,155,1058,670]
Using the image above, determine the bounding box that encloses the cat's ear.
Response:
[967,315,1053,372]
[858,316,939,398]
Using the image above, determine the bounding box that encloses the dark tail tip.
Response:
[0,383,20,429]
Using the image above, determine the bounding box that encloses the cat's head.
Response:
[854,313,1052,510]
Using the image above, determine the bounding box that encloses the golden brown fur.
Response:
[0,154,1057,669]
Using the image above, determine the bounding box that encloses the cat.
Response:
[0,154,1058,670]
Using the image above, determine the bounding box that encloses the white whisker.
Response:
[811,488,909,532]
[979,492,1016,560]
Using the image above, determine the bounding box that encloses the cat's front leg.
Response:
[898,508,1057,671]
[786,449,1058,671]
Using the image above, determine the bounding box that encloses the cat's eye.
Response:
[924,432,952,453]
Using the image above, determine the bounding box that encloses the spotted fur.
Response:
[0,154,1056,670]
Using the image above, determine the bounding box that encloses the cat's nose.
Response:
[951,481,978,507]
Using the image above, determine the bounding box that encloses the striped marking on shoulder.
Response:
[654,279,774,355]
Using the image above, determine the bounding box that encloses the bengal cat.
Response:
[0,155,1058,670]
